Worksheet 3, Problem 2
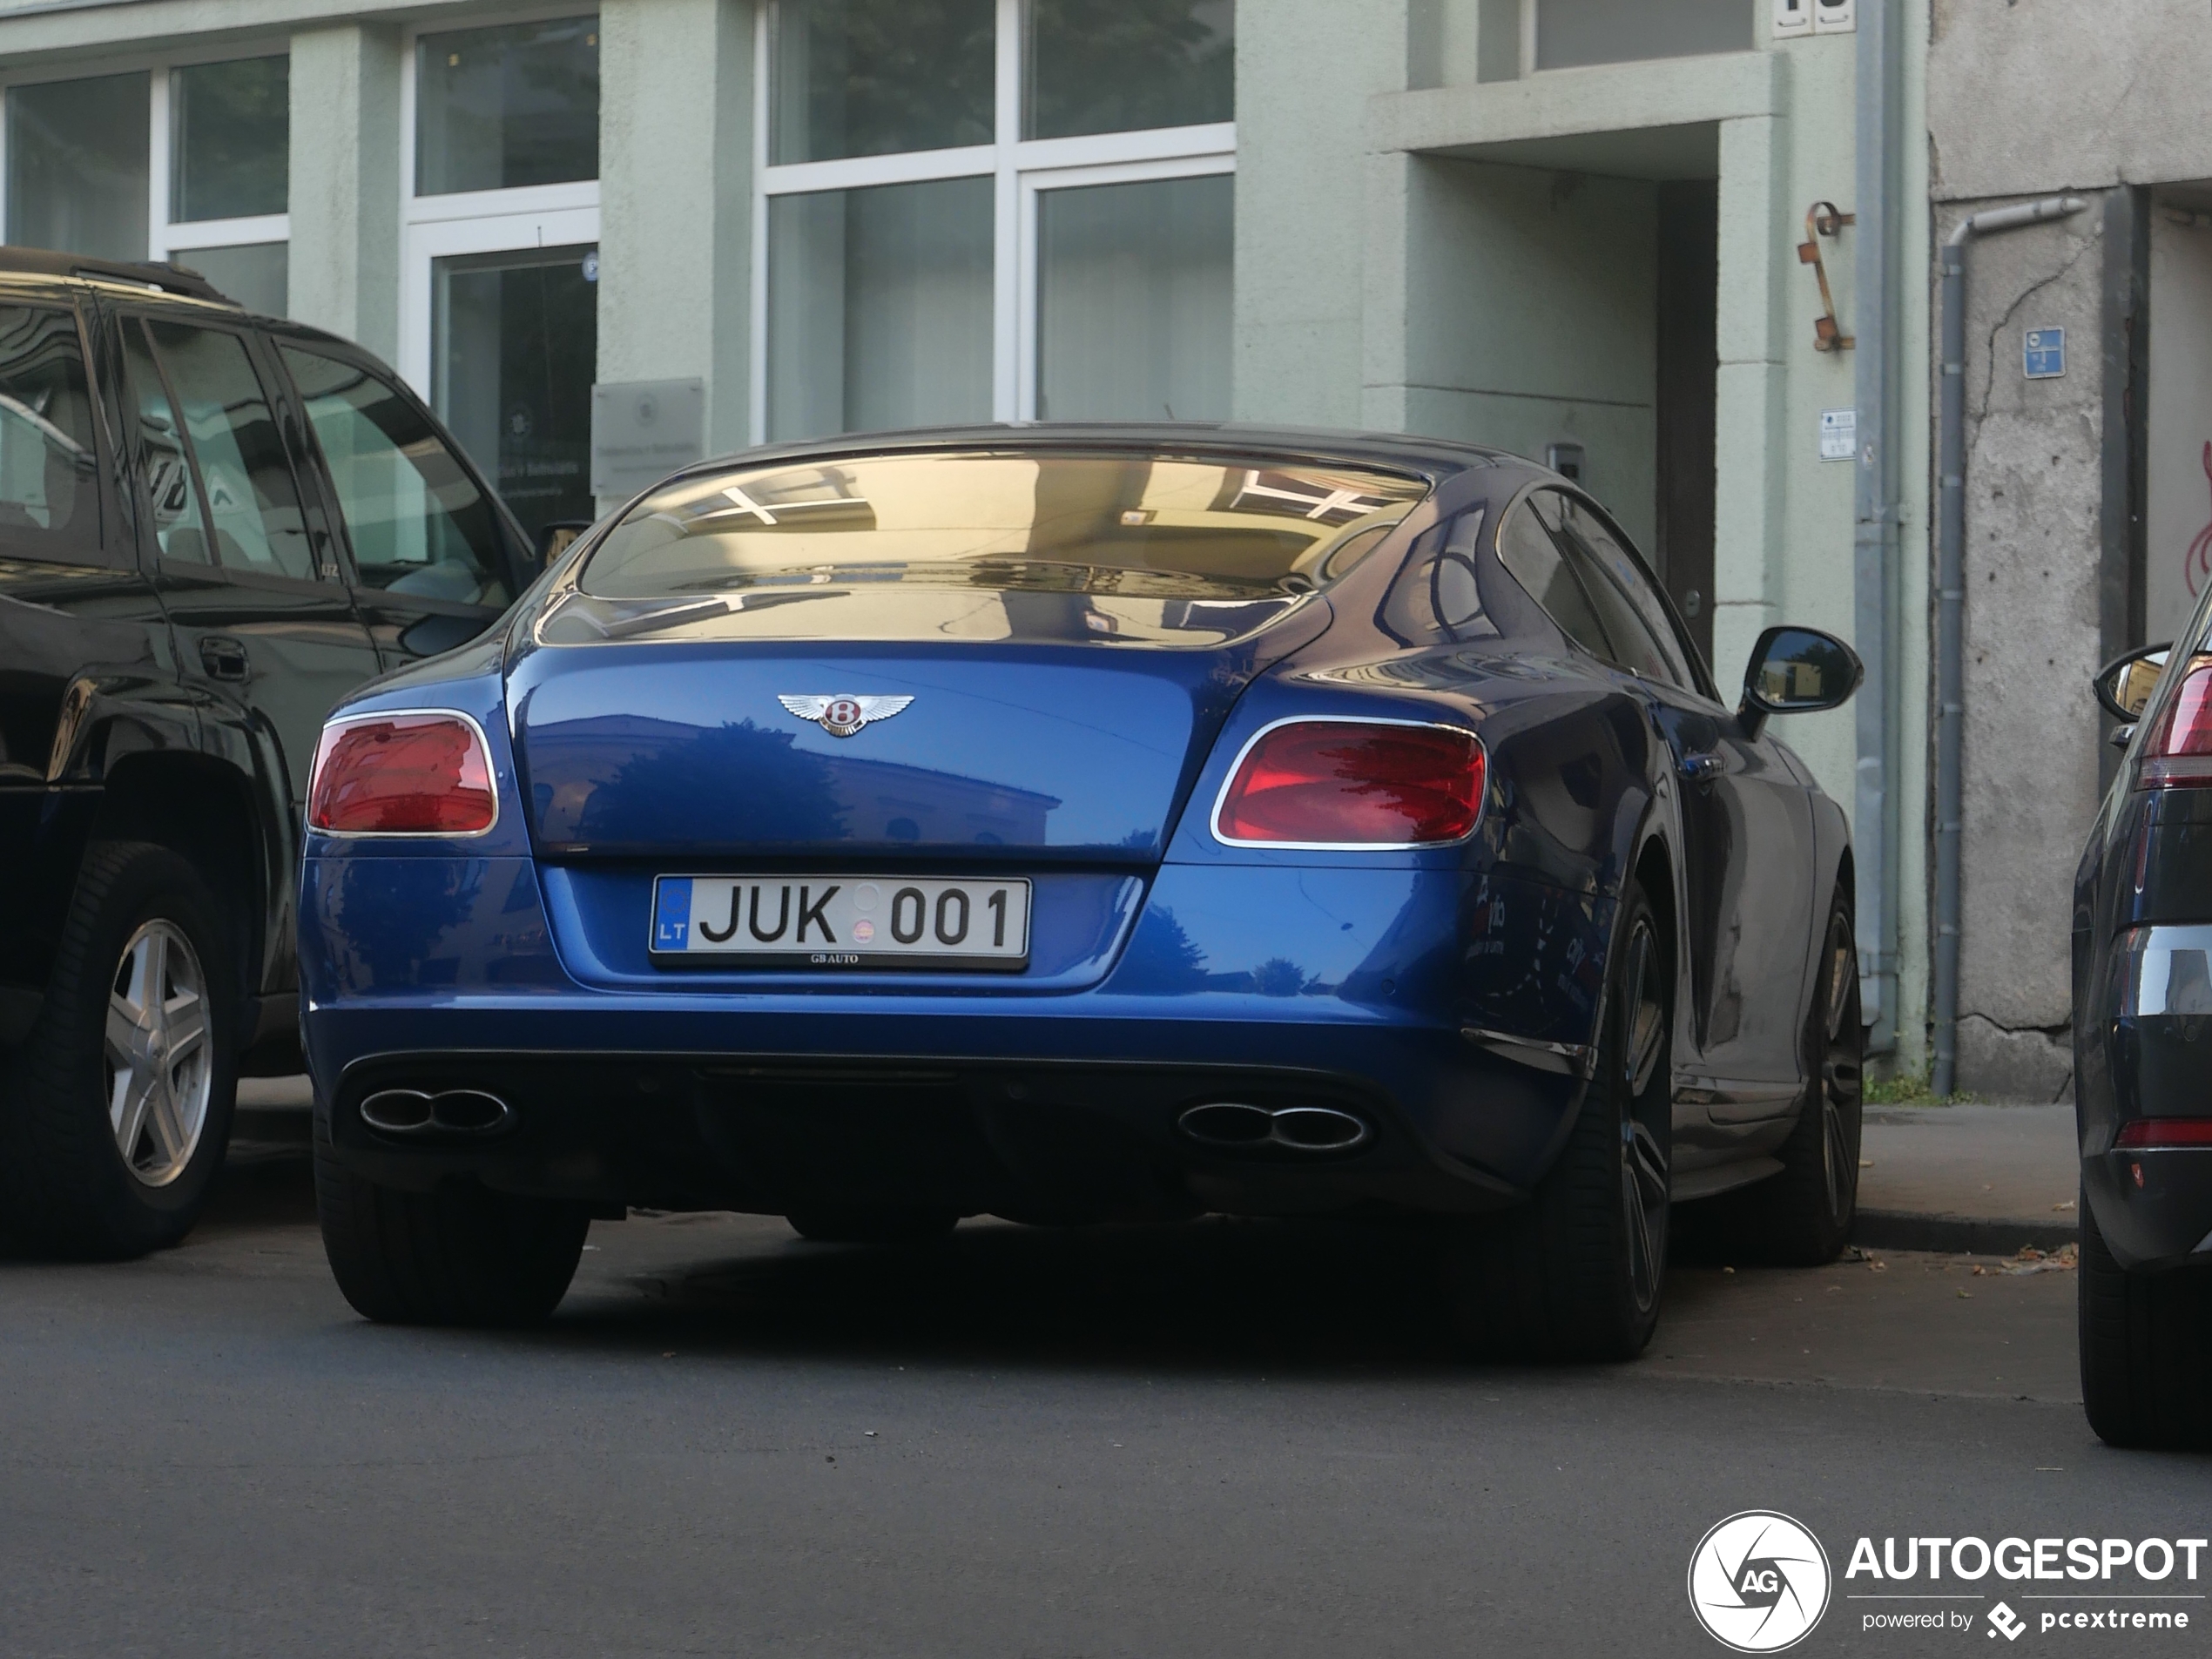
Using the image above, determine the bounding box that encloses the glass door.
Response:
[431,243,597,540]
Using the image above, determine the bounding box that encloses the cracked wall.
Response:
[1939,202,2103,1101]
[1927,0,2212,1099]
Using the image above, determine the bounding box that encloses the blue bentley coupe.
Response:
[300,427,1864,1357]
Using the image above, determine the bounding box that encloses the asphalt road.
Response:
[3,1155,2207,1658]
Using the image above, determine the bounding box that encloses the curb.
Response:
[1852,1208,2079,1256]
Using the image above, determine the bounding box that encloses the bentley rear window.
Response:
[560,450,1429,645]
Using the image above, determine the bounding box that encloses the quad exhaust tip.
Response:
[359,1087,516,1139]
[1177,1101,1372,1154]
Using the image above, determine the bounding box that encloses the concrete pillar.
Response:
[1710,111,1792,693]
[596,0,756,471]
[286,24,401,361]
[1233,0,1408,428]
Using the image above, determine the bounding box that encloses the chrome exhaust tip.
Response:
[1177,1101,1372,1154]
[359,1087,516,1138]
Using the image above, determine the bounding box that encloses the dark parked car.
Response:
[300,427,1865,1355]
[0,248,536,1258]
[2077,639,2212,1447]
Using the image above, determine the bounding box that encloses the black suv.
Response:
[0,248,537,1258]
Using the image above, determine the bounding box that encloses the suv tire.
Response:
[314,1131,589,1325]
[2079,1195,2212,1449]
[0,841,238,1259]
[1439,877,1672,1360]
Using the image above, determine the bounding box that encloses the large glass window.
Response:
[1022,0,1233,140]
[1534,0,1751,70]
[767,179,994,440]
[172,57,287,221]
[1036,172,1231,421]
[0,307,102,563]
[416,17,600,195]
[0,57,291,315]
[771,0,995,163]
[759,0,1235,442]
[3,73,152,263]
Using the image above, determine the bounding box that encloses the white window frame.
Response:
[396,6,603,401]
[748,0,1236,442]
[0,47,292,278]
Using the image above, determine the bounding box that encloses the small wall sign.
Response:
[1819,408,1857,462]
[2024,327,2067,380]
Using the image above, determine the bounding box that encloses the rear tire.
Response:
[1688,887,1862,1265]
[786,1207,960,1245]
[2080,1195,2212,1450]
[314,1133,588,1325]
[0,842,238,1259]
[1438,878,1672,1361]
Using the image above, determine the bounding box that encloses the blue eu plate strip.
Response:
[653,878,692,950]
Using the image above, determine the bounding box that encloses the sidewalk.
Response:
[1855,1103,2080,1254]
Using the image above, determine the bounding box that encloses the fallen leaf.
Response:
[2054,1200,2076,1212]
[1957,1288,1973,1298]
[1868,1258,1888,1272]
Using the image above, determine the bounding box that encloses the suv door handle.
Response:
[1680,751,1725,784]
[199,636,250,682]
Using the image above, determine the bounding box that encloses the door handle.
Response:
[199,636,250,682]
[1679,751,1724,785]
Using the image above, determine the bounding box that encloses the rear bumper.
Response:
[301,852,1612,1219]
[316,1042,1542,1222]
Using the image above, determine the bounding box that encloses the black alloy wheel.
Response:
[1616,918,1672,1318]
[1685,887,1862,1265]
[1440,877,1673,1361]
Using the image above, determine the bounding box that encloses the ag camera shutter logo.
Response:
[1689,1512,1832,1652]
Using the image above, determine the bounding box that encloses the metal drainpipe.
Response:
[1852,0,1898,1052]
[1932,195,2090,1098]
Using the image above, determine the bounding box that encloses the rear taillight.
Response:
[1215,720,1484,846]
[307,712,496,836]
[2115,1118,2212,1148]
[2137,658,2212,786]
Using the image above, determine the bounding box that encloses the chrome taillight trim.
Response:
[1208,714,1486,853]
[306,707,502,840]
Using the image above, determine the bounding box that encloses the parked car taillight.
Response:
[2115,1118,2212,1148]
[307,712,496,835]
[2137,658,2212,787]
[1214,719,1484,846]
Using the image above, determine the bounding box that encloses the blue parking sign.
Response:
[2024,327,2066,380]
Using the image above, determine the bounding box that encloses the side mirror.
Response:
[2093,643,2172,723]
[1738,625,1864,739]
[535,518,594,567]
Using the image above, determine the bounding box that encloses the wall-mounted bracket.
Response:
[1798,200,1857,352]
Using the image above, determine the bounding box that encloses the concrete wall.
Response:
[1232,0,1410,429]
[1925,0,2212,1096]
[596,0,755,469]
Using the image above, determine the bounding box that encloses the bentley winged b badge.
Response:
[778,694,914,738]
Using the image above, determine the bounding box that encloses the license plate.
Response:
[650,875,1031,968]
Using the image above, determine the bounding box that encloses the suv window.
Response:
[138,320,318,581]
[280,346,511,609]
[119,320,215,566]
[1496,495,1613,660]
[0,306,102,564]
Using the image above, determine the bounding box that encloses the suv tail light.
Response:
[1215,720,1484,846]
[2137,658,2212,786]
[308,712,496,835]
[2115,1118,2212,1148]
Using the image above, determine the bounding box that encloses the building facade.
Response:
[0,0,1938,1073]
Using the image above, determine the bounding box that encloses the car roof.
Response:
[0,250,363,354]
[679,422,1535,490]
